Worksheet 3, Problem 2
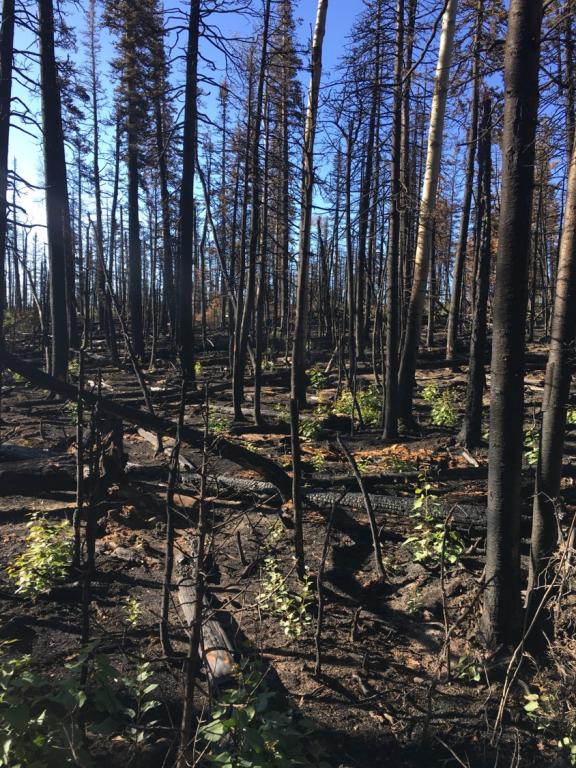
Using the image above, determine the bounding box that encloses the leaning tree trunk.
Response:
[0,0,14,344]
[397,0,458,425]
[39,0,71,380]
[291,0,328,408]
[480,0,544,650]
[291,0,328,578]
[526,130,576,643]
[383,0,404,440]
[462,93,491,449]
[176,0,201,383]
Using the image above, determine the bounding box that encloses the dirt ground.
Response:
[1,344,575,767]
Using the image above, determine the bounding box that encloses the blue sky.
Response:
[10,0,370,229]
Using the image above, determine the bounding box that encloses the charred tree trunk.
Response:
[445,0,483,361]
[176,0,201,382]
[126,95,144,359]
[526,131,576,643]
[291,0,328,408]
[462,94,492,449]
[383,0,404,440]
[290,0,328,574]
[39,0,71,380]
[232,0,271,420]
[480,0,543,649]
[355,0,381,361]
[0,0,14,343]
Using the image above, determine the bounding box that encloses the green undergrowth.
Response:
[7,513,74,598]
[0,641,160,768]
[333,384,382,426]
[404,476,465,568]
[199,658,330,768]
[421,384,458,427]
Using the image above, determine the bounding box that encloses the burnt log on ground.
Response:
[0,347,292,498]
[0,455,76,494]
[175,549,234,682]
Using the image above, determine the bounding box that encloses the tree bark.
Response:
[480,0,544,649]
[526,130,576,642]
[291,0,328,408]
[176,0,201,382]
[232,0,271,420]
[39,0,71,380]
[383,0,404,440]
[0,0,14,343]
[462,94,492,449]
[445,0,483,361]
[397,0,458,424]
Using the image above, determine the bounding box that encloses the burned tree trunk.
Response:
[526,130,576,642]
[39,0,71,380]
[461,94,492,449]
[291,0,328,408]
[383,0,404,440]
[480,0,543,649]
[0,0,14,343]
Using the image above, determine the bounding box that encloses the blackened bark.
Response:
[156,98,175,335]
[177,0,200,382]
[462,94,491,449]
[480,0,543,649]
[291,0,328,407]
[354,0,381,361]
[526,130,576,642]
[445,0,483,361]
[127,96,144,359]
[383,0,404,440]
[0,0,14,342]
[39,0,70,379]
[232,0,271,419]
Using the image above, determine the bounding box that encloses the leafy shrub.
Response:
[7,514,73,597]
[524,691,576,766]
[455,655,482,684]
[199,659,330,768]
[0,642,160,768]
[307,368,328,391]
[524,426,540,467]
[567,408,576,425]
[404,478,465,567]
[333,385,382,426]
[258,558,313,638]
[310,451,327,472]
[124,598,142,628]
[421,384,458,427]
[299,416,323,441]
[209,414,230,435]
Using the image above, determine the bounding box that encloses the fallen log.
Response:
[175,549,234,682]
[0,347,292,498]
[0,444,57,462]
[137,428,197,472]
[305,490,486,523]
[0,456,76,494]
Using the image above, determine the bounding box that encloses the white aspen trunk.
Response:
[397,0,458,422]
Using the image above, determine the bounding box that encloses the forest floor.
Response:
[1,338,576,767]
